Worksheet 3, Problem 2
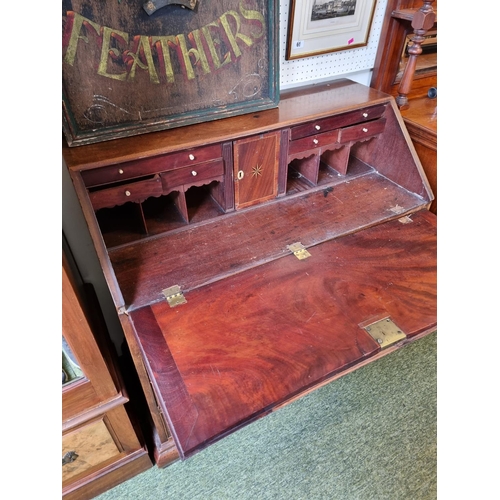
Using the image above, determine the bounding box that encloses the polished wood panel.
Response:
[63,419,120,484]
[338,118,386,143]
[233,131,280,209]
[63,451,151,500]
[289,104,387,141]
[395,1,436,108]
[89,175,163,211]
[400,96,437,138]
[131,210,436,458]
[288,129,339,156]
[63,80,437,467]
[63,80,390,172]
[63,256,119,422]
[81,144,222,187]
[401,96,437,213]
[371,0,437,100]
[109,171,427,310]
[370,1,437,213]
[161,159,224,192]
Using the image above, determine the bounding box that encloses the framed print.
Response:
[286,0,377,60]
[62,0,280,147]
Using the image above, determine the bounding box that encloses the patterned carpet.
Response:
[96,332,437,500]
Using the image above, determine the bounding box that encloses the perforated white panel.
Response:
[279,0,388,89]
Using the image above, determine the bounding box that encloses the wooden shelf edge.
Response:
[63,393,129,432]
[62,448,151,500]
[392,7,438,23]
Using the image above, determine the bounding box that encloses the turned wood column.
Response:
[396,0,436,109]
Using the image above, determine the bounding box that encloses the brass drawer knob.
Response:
[189,154,195,160]
[125,190,131,196]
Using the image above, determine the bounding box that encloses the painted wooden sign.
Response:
[62,0,279,146]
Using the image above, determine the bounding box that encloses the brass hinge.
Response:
[162,285,187,308]
[287,242,311,260]
[389,204,405,215]
[398,215,413,224]
[363,317,406,349]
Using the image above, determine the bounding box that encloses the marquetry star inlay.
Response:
[252,164,263,177]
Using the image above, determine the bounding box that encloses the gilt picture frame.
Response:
[286,0,377,60]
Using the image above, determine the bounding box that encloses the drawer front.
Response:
[160,159,224,192]
[289,104,387,141]
[62,418,120,484]
[81,143,222,188]
[89,175,163,210]
[288,129,340,156]
[338,118,386,144]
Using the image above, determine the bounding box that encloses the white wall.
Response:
[279,0,388,89]
[62,0,388,352]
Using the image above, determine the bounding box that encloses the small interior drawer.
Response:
[62,418,120,484]
[338,118,386,144]
[288,129,340,156]
[160,159,224,193]
[89,175,162,211]
[289,104,387,141]
[81,143,222,188]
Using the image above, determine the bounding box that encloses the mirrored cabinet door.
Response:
[62,251,119,422]
[62,335,83,386]
[62,246,151,499]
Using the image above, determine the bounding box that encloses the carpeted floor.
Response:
[96,331,437,500]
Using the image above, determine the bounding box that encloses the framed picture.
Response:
[286,0,377,60]
[62,0,279,147]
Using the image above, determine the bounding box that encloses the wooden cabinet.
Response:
[62,249,151,499]
[370,0,437,213]
[63,79,437,466]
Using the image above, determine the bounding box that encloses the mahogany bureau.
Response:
[63,79,437,466]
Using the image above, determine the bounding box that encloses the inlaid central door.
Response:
[233,130,280,209]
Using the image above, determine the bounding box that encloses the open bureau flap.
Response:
[63,79,437,464]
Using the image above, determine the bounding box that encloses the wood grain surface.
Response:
[130,210,436,458]
[110,170,428,310]
[62,80,390,169]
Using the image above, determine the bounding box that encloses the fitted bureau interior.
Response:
[83,107,426,250]
[64,80,437,464]
[90,157,378,249]
[92,179,226,247]
[82,98,431,308]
